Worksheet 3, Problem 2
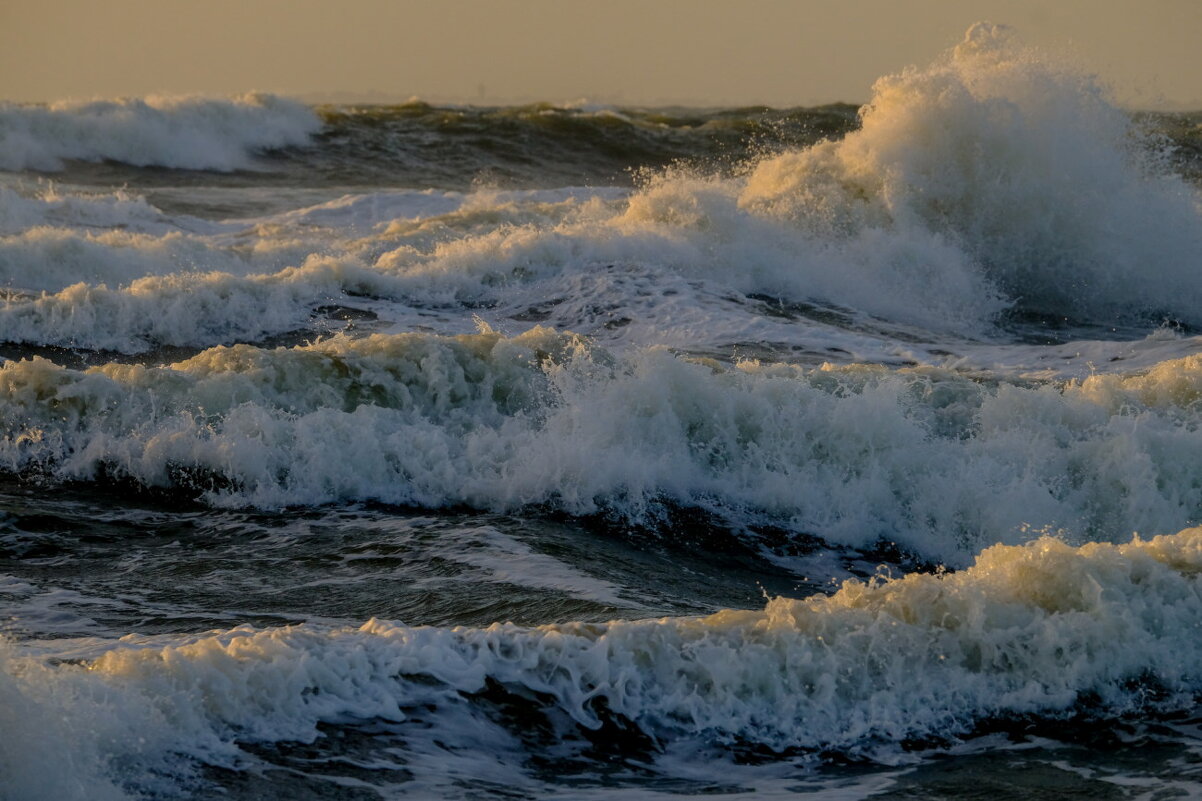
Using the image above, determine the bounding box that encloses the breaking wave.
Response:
[7,530,1202,798]
[4,329,1202,562]
[0,93,320,172]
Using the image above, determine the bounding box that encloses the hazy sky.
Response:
[2,0,1199,108]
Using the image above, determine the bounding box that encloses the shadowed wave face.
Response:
[1,94,863,190]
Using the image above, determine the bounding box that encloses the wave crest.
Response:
[739,23,1202,323]
[0,93,320,171]
[4,331,1202,562]
[7,529,1202,797]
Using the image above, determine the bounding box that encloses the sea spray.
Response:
[740,23,1202,323]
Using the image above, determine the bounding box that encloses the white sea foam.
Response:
[0,186,635,351]
[0,227,257,294]
[0,185,183,237]
[3,329,1202,561]
[363,173,1004,336]
[0,275,323,358]
[0,218,398,350]
[0,271,327,353]
[262,186,625,233]
[0,93,320,172]
[739,23,1202,322]
[6,530,1202,798]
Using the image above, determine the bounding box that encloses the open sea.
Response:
[6,24,1202,800]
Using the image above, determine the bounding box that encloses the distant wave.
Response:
[3,88,1197,196]
[307,100,860,187]
[0,93,320,171]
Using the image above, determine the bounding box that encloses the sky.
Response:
[2,0,1200,108]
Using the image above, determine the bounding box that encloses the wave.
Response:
[0,93,320,172]
[0,229,407,351]
[3,329,1202,562]
[0,91,858,187]
[0,268,343,353]
[0,185,186,237]
[366,24,1202,329]
[739,23,1202,324]
[7,529,1202,798]
[8,182,995,352]
[0,226,261,294]
[319,26,1202,332]
[296,100,860,189]
[0,188,375,352]
[1,26,1200,348]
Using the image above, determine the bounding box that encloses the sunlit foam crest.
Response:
[0,93,320,171]
[6,529,1202,798]
[738,22,1202,323]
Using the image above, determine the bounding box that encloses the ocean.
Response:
[4,23,1202,800]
